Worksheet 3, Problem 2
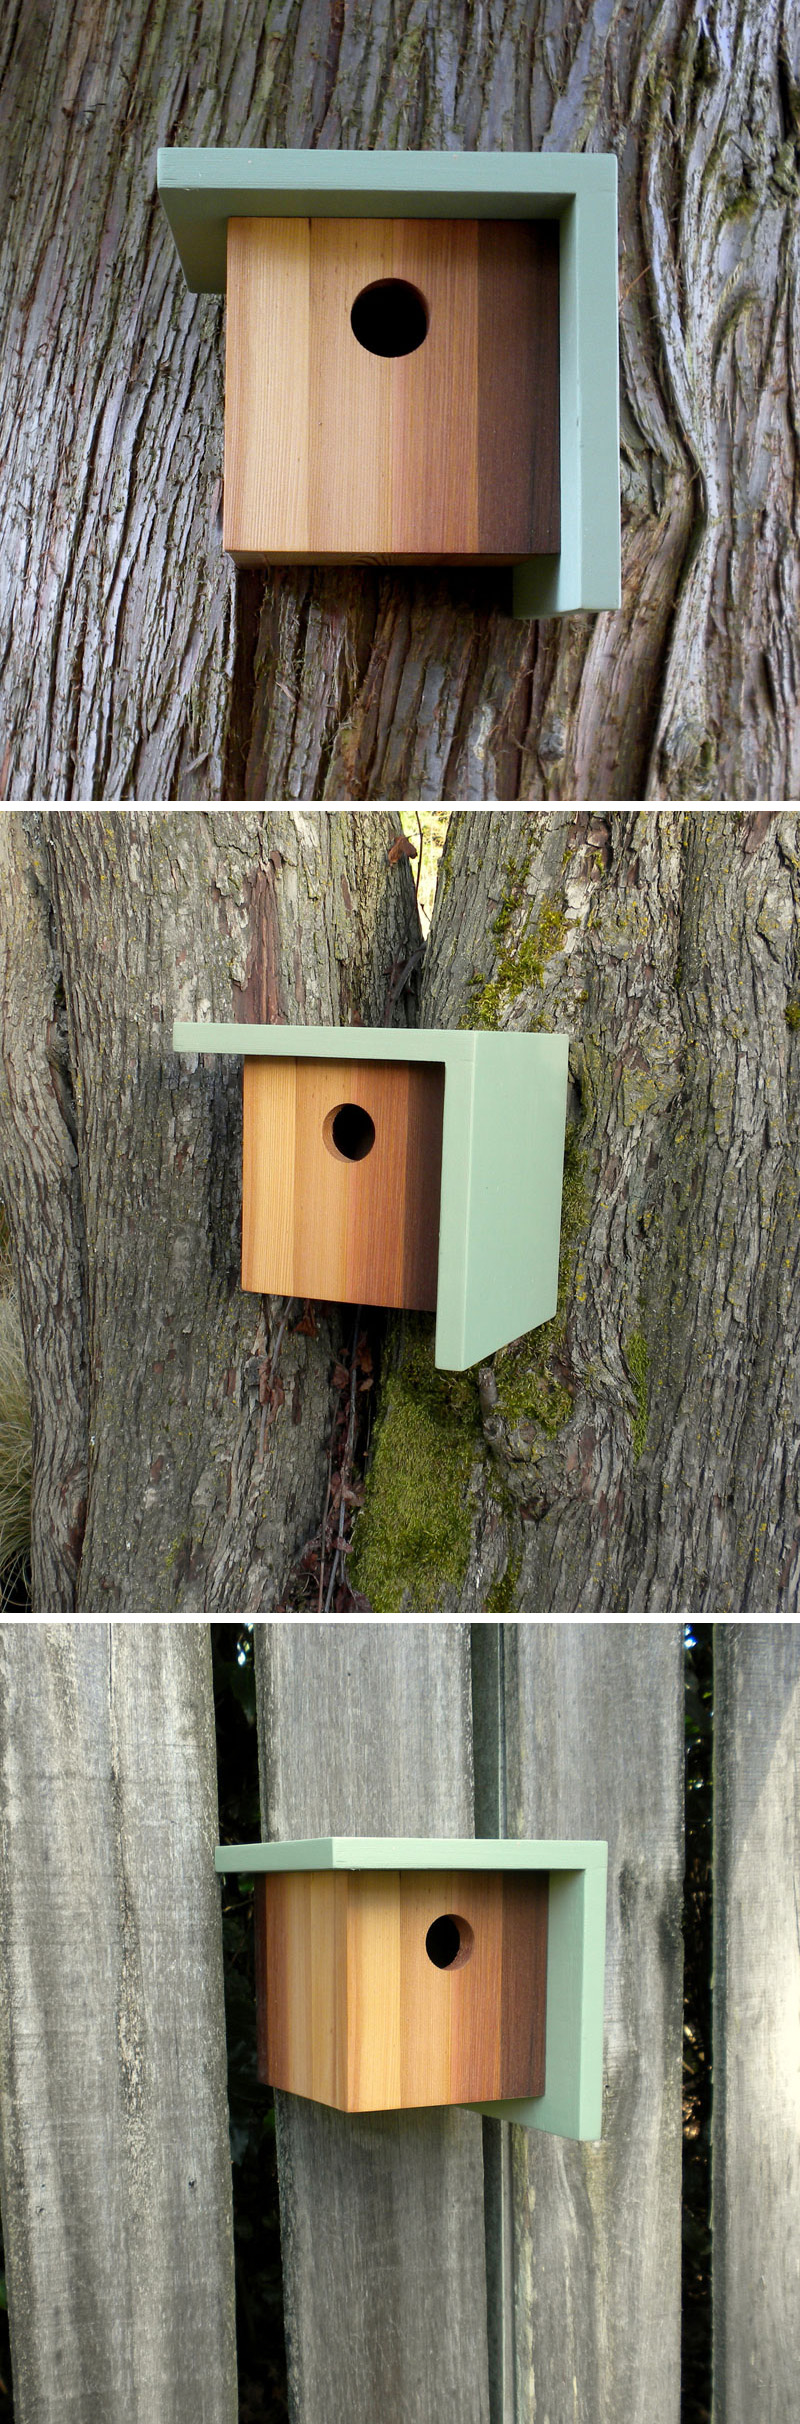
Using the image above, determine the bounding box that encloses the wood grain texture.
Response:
[258,1866,546,2109]
[0,1625,236,2424]
[492,1624,684,2424]
[255,1622,490,2424]
[224,218,559,563]
[712,1626,800,2424]
[241,1054,443,1309]
[477,221,559,557]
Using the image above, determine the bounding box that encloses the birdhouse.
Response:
[171,1022,570,1370]
[242,1051,445,1311]
[157,148,620,616]
[214,1838,608,2140]
[222,214,560,565]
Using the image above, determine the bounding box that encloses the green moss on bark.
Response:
[350,1324,480,1612]
[483,1551,522,1612]
[464,843,567,1030]
[350,1113,589,1609]
[626,1330,649,1460]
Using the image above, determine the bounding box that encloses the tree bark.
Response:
[254,1621,489,2424]
[0,816,88,1609]
[712,1623,800,2424]
[3,803,798,1616]
[0,1622,236,2424]
[0,808,419,1612]
[1,0,797,800]
[354,804,800,1614]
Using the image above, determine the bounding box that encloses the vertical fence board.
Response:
[712,1624,800,2424]
[496,1623,684,2424]
[255,1621,490,2424]
[0,1624,236,2424]
[471,1626,516,2424]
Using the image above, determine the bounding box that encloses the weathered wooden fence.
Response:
[0,1620,797,2424]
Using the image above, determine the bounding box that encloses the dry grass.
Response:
[0,1235,31,1606]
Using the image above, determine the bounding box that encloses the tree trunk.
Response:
[0,1623,236,2424]
[0,808,419,1613]
[1,0,797,801]
[712,1623,800,2424]
[354,804,800,1614]
[2,804,797,1616]
[255,1622,490,2424]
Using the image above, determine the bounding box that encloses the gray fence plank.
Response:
[0,1624,236,2424]
[496,1623,684,2424]
[255,1621,490,2424]
[713,1624,800,2424]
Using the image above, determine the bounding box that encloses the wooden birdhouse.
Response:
[223,215,559,564]
[241,1052,445,1311]
[214,1838,609,2139]
[256,1866,548,2111]
[157,148,621,616]
[171,1022,570,1370]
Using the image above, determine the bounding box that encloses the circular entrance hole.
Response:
[350,278,429,358]
[323,1102,376,1163]
[425,1913,475,1971]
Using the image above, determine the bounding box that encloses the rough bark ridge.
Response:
[354,806,800,1612]
[0,1623,236,2424]
[0,807,420,1611]
[1,0,798,798]
[0,816,88,1608]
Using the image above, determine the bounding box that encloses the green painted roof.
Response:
[157,146,617,295]
[214,1835,606,1873]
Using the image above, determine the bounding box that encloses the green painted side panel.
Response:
[213,1835,606,1873]
[214,1835,607,2140]
[513,180,620,617]
[172,1022,569,1370]
[156,146,620,615]
[457,1031,568,1368]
